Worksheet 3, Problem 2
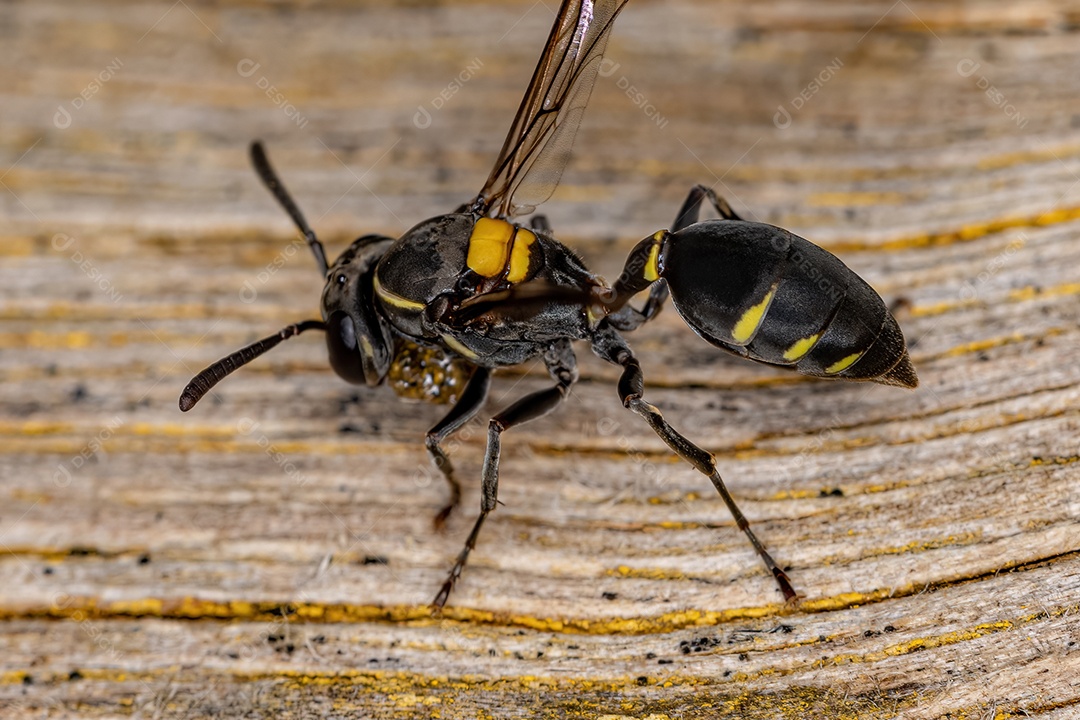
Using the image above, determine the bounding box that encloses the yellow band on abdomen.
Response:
[783,333,822,362]
[731,286,776,344]
[825,351,864,374]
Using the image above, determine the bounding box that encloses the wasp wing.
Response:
[477,0,629,218]
[449,279,592,325]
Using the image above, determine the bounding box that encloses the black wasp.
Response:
[181,0,916,608]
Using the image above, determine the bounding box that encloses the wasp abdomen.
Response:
[657,220,916,388]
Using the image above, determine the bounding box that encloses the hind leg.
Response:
[590,321,796,601]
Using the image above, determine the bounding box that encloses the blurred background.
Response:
[2,1,1079,717]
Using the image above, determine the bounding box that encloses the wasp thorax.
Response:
[387,339,474,404]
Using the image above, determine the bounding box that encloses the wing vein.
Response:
[476,0,629,218]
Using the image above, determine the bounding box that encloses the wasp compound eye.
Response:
[326,310,368,384]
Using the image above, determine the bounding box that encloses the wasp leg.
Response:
[426,367,493,530]
[590,322,797,602]
[607,276,668,332]
[529,215,552,234]
[674,184,742,227]
[432,340,578,609]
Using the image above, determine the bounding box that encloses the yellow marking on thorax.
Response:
[783,333,822,361]
[825,351,864,374]
[440,333,479,360]
[643,234,663,282]
[731,286,776,344]
[468,218,538,284]
[506,227,537,283]
[373,275,425,311]
[467,218,515,277]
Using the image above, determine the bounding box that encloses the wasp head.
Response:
[321,234,397,387]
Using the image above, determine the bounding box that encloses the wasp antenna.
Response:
[250,141,330,277]
[179,319,327,412]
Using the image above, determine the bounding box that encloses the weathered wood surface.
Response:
[2,0,1080,718]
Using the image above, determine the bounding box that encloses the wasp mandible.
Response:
[181,0,916,609]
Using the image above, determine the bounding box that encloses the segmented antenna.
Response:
[179,320,327,411]
[250,141,329,276]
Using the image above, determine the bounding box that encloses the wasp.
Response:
[181,0,916,608]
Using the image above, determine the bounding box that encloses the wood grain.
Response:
[2,0,1080,717]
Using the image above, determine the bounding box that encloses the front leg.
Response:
[432,339,578,609]
[425,367,492,529]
